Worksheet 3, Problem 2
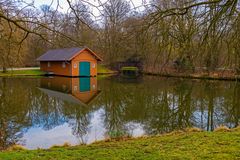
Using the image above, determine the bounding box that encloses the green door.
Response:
[79,77,90,92]
[79,62,90,77]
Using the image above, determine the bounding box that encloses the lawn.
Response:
[0,69,46,77]
[0,65,115,77]
[121,66,139,71]
[0,128,239,160]
[97,65,117,74]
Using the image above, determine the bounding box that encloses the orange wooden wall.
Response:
[71,49,98,76]
[40,61,72,76]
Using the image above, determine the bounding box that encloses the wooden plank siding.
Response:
[71,49,98,77]
[40,61,72,76]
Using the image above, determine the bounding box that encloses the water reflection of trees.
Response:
[0,77,239,149]
[63,103,93,144]
[222,82,240,128]
[0,78,33,150]
[97,76,240,135]
[0,78,96,149]
[97,78,130,136]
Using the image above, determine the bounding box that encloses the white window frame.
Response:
[92,63,96,68]
[62,85,67,90]
[74,63,77,68]
[47,62,51,67]
[62,62,66,68]
[74,86,78,91]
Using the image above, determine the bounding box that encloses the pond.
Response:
[0,76,239,150]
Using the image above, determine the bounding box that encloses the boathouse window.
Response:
[74,86,78,91]
[74,63,77,68]
[62,62,66,68]
[92,63,96,68]
[62,85,67,90]
[47,62,51,67]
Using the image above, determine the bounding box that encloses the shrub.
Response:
[214,126,231,132]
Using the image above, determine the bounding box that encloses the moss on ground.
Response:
[0,130,239,160]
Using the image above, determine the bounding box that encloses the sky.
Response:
[26,0,150,15]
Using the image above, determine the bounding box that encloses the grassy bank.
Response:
[0,69,46,77]
[97,65,117,74]
[0,128,239,160]
[143,66,240,81]
[0,65,116,77]
[145,72,240,81]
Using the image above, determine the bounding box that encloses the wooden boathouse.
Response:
[37,47,103,77]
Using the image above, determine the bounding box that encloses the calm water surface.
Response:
[0,76,239,149]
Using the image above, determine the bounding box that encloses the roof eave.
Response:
[85,48,104,62]
[37,59,71,62]
[69,47,103,62]
[37,47,103,62]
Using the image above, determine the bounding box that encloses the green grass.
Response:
[0,65,115,77]
[0,69,45,77]
[98,65,116,74]
[121,66,139,71]
[0,129,239,160]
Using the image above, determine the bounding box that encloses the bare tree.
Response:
[101,0,131,62]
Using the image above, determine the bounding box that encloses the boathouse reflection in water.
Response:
[39,77,101,106]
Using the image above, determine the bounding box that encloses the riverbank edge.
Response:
[0,69,45,77]
[0,66,118,77]
[0,72,118,77]
[144,72,240,81]
[0,128,239,160]
[1,68,240,81]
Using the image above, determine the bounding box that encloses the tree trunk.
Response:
[2,67,7,73]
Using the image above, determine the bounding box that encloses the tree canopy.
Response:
[0,0,240,73]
